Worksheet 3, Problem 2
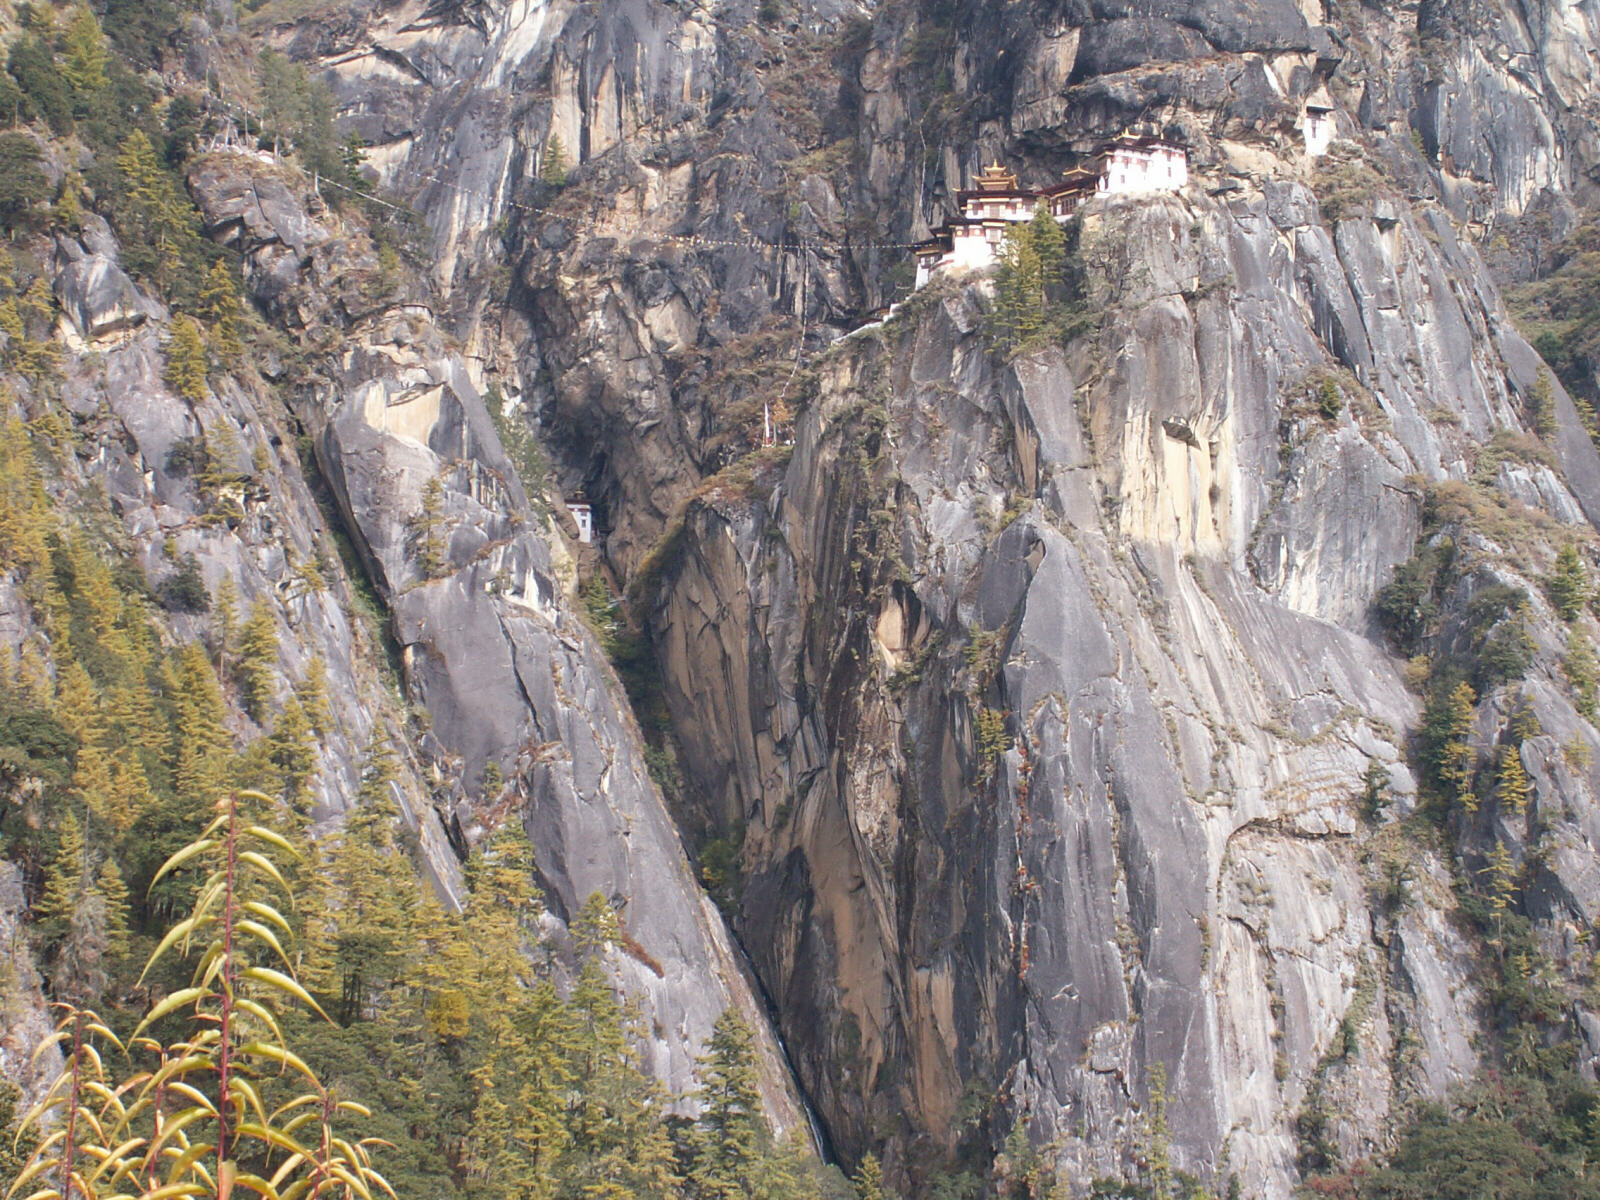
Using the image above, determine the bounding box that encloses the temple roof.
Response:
[973,162,1020,191]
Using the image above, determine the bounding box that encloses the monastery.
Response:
[913,134,1190,290]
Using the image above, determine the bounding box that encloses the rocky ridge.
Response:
[238,0,1600,1191]
[10,0,1600,1195]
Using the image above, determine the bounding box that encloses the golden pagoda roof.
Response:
[973,162,1020,191]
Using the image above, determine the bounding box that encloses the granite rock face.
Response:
[148,0,1600,1192]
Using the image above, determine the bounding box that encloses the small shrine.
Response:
[1303,102,1335,157]
[912,136,1189,290]
[567,495,594,544]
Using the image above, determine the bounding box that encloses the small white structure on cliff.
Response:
[1095,133,1189,195]
[1304,103,1335,157]
[912,136,1188,290]
[568,497,594,544]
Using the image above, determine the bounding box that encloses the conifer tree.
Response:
[0,413,50,577]
[168,642,233,843]
[1486,840,1518,929]
[115,130,201,293]
[1424,680,1479,813]
[35,807,87,952]
[214,573,240,671]
[54,659,101,746]
[688,1010,768,1198]
[853,1153,889,1200]
[268,695,318,813]
[310,733,419,1023]
[34,808,123,1002]
[540,132,569,188]
[1029,203,1067,298]
[197,258,245,364]
[300,653,334,735]
[54,172,81,231]
[1567,628,1599,721]
[238,597,280,721]
[414,474,449,579]
[1141,1061,1174,1200]
[60,6,108,104]
[68,733,118,833]
[1526,369,1558,439]
[1497,744,1531,817]
[165,315,209,403]
[1546,543,1588,622]
[92,854,131,967]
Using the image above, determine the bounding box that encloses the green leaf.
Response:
[236,919,291,968]
[235,1121,312,1162]
[327,1163,375,1200]
[227,1075,269,1127]
[161,1139,216,1187]
[239,968,328,1021]
[243,825,298,857]
[138,917,203,983]
[131,987,208,1040]
[232,997,284,1044]
[240,901,293,937]
[239,1041,316,1081]
[229,1171,284,1200]
[237,850,291,895]
[147,838,218,893]
[85,1137,147,1184]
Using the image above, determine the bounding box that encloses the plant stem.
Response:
[218,791,239,1167]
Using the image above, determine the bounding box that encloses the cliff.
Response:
[9,0,1600,1195]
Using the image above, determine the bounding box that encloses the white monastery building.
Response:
[913,134,1189,290]
[1303,102,1334,157]
[568,497,594,544]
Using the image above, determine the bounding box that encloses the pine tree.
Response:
[414,474,449,579]
[1566,629,1599,721]
[1029,203,1067,299]
[1141,1061,1174,1200]
[0,413,50,578]
[36,807,87,951]
[169,642,232,830]
[573,889,621,957]
[92,854,131,966]
[853,1153,889,1200]
[311,734,419,1022]
[299,653,334,735]
[1424,679,1479,813]
[54,171,81,231]
[1497,744,1531,817]
[238,597,279,721]
[1527,369,1558,439]
[689,1010,768,1199]
[35,808,115,1001]
[165,315,209,402]
[60,6,107,104]
[1546,543,1588,622]
[1486,840,1518,923]
[540,132,569,188]
[54,659,102,746]
[214,573,240,672]
[115,130,201,294]
[268,695,318,813]
[197,259,244,364]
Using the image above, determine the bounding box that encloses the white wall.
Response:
[1305,113,1333,157]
